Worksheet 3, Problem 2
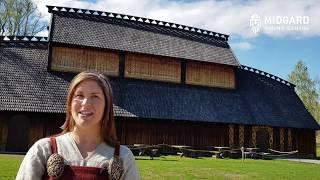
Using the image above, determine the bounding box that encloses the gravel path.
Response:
[279,158,320,164]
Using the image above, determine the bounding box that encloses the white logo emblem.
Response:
[250,14,261,34]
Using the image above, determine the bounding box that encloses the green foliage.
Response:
[0,0,46,36]
[288,60,320,123]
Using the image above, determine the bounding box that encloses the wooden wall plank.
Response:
[1,112,317,156]
[294,129,316,156]
[186,61,235,89]
[0,119,8,151]
[125,53,181,83]
[29,119,44,148]
[51,46,119,75]
[117,118,229,149]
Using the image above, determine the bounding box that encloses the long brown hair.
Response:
[61,71,117,146]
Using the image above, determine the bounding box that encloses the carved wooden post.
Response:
[288,128,292,151]
[252,126,257,147]
[267,127,273,149]
[280,128,284,151]
[228,124,234,148]
[239,125,244,147]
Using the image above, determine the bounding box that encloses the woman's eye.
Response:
[74,94,84,99]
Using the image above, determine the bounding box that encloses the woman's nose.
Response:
[81,98,92,105]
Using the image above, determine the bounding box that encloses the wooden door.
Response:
[256,128,269,152]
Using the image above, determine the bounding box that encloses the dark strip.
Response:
[119,52,125,78]
[114,142,120,156]
[181,59,186,84]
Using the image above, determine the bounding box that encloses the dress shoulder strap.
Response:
[49,137,58,154]
[110,142,123,180]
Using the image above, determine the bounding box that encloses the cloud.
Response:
[230,42,253,50]
[32,0,320,39]
[33,0,92,21]
[35,30,49,37]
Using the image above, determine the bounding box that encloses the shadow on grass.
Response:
[135,157,178,161]
[135,156,209,161]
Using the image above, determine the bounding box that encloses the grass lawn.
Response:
[0,154,24,179]
[1,153,319,179]
[137,156,320,180]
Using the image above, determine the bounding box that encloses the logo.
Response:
[250,14,261,34]
[249,13,310,34]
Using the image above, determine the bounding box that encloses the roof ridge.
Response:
[0,36,48,42]
[47,5,229,42]
[239,65,295,88]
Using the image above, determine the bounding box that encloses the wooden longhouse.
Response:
[0,6,319,156]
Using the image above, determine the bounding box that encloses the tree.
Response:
[0,0,46,36]
[288,60,320,123]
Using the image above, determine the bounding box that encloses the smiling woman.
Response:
[16,72,140,180]
[71,80,106,129]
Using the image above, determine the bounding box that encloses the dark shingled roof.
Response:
[49,7,240,66]
[0,42,66,113]
[0,42,135,116]
[0,42,319,129]
[111,71,319,129]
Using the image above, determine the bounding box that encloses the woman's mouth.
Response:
[78,110,94,118]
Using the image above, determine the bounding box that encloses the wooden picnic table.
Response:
[238,147,260,159]
[171,145,191,149]
[214,146,231,150]
[213,146,231,158]
[133,144,147,147]
[246,148,259,158]
[131,144,160,159]
[245,147,259,152]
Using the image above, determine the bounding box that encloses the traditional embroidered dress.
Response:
[16,133,140,180]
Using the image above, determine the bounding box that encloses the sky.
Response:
[32,0,320,81]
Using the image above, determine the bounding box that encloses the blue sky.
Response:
[34,0,320,81]
[231,35,320,80]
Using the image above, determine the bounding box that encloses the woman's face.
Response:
[71,80,106,130]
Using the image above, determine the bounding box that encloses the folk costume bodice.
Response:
[16,133,140,180]
[43,137,122,180]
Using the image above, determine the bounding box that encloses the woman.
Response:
[16,72,140,180]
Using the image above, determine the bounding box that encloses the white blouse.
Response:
[16,133,140,180]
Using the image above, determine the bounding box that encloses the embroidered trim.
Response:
[47,153,65,179]
[109,155,124,180]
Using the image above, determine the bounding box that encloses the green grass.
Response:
[136,156,320,180]
[1,154,320,179]
[0,154,24,179]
